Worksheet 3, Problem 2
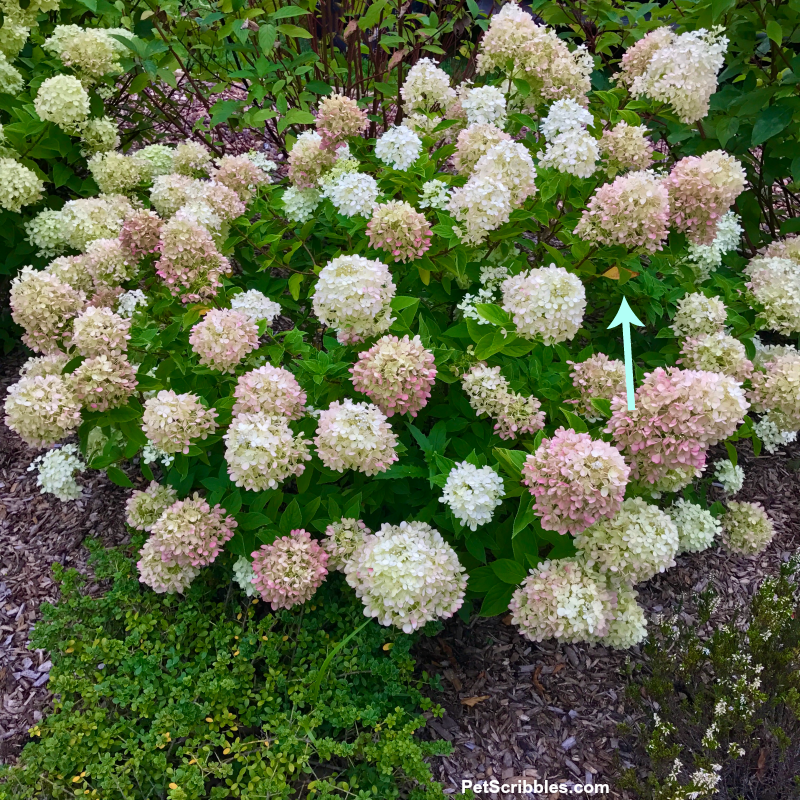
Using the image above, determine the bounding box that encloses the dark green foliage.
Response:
[0,542,449,800]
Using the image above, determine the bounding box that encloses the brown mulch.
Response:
[0,353,132,766]
[415,440,800,798]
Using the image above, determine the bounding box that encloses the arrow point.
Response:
[608,296,644,329]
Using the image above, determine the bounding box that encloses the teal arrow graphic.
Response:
[607,297,644,410]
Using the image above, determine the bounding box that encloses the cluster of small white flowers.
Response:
[473,140,537,205]
[134,144,174,177]
[722,501,775,555]
[282,185,321,223]
[232,555,258,597]
[686,212,743,281]
[125,481,178,531]
[541,99,594,140]
[224,412,311,491]
[117,289,148,318]
[344,520,467,633]
[230,289,281,325]
[0,158,44,213]
[712,458,744,495]
[667,498,722,554]
[375,126,422,171]
[539,129,599,178]
[87,151,145,195]
[312,254,396,343]
[323,171,379,217]
[510,558,616,644]
[188,309,259,373]
[314,398,398,475]
[27,444,85,501]
[679,331,752,381]
[461,85,507,127]
[745,256,800,336]
[574,497,679,585]
[141,390,218,455]
[753,414,798,454]
[671,293,727,337]
[602,584,648,649]
[172,141,212,176]
[34,75,90,129]
[0,53,24,94]
[71,306,131,358]
[142,442,175,468]
[440,462,505,530]
[457,263,510,324]
[137,539,199,594]
[323,517,371,571]
[20,353,69,379]
[448,174,512,245]
[246,150,278,176]
[4,374,82,448]
[419,179,452,210]
[401,57,456,113]
[501,265,586,344]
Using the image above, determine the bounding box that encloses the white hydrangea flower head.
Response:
[375,126,422,171]
[282,185,321,222]
[314,398,398,475]
[671,293,727,337]
[83,236,137,287]
[510,558,617,644]
[232,555,258,597]
[71,306,131,358]
[344,520,467,633]
[34,75,90,129]
[4,374,82,448]
[224,412,311,491]
[448,174,512,245]
[667,498,722,554]
[61,194,134,252]
[722,501,775,555]
[43,26,122,80]
[245,150,277,176]
[473,140,537,206]
[133,144,174,178]
[44,256,93,294]
[574,497,679,585]
[188,308,260,373]
[288,130,337,188]
[142,442,174,468]
[28,444,85,501]
[541,98,593,140]
[753,414,798,454]
[601,584,647,649]
[745,256,800,336]
[401,57,456,113]
[312,254,396,344]
[453,122,511,176]
[679,331,753,382]
[172,141,212,176]
[317,155,360,196]
[70,354,137,412]
[0,158,44,212]
[150,174,204,218]
[78,116,121,156]
[440,462,505,530]
[419,179,451,210]
[323,171,380,218]
[229,289,281,325]
[501,265,586,344]
[20,353,69,379]
[141,390,218,455]
[232,364,306,419]
[118,289,148,318]
[401,111,442,137]
[461,84,507,127]
[712,459,744,495]
[539,128,599,178]
[0,52,24,94]
[323,518,371,571]
[125,481,178,532]
[137,539,199,595]
[599,120,654,175]
[686,211,742,281]
[87,151,145,195]
[25,208,70,259]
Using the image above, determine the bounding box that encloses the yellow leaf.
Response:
[206,717,214,723]
[460,695,490,707]
[602,266,620,280]
[233,650,240,656]
[282,635,289,641]
[169,784,178,790]
[65,647,74,653]
[72,777,81,783]
[382,642,393,651]
[223,747,231,755]
[417,266,431,286]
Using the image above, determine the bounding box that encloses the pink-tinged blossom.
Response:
[232,364,306,419]
[666,151,746,245]
[366,201,432,262]
[137,539,199,594]
[314,398,399,475]
[522,428,630,535]
[350,334,436,417]
[679,332,753,382]
[324,518,371,571]
[599,121,653,175]
[745,256,800,335]
[616,27,676,87]
[510,558,617,644]
[119,209,162,257]
[188,309,259,374]
[461,362,545,440]
[84,237,137,287]
[748,350,800,431]
[574,170,670,253]
[149,493,236,567]
[251,529,328,610]
[568,354,626,421]
[155,217,231,303]
[71,306,131,358]
[315,93,368,150]
[4,375,82,448]
[606,367,749,486]
[71,354,137,412]
[126,481,178,532]
[288,131,337,188]
[210,155,266,203]
[453,123,511,176]
[142,389,218,455]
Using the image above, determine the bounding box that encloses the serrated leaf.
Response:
[475,303,512,327]
[490,558,527,585]
[560,408,588,433]
[106,466,133,488]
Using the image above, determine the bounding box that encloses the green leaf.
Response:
[766,19,783,45]
[280,499,303,533]
[475,303,512,327]
[371,463,428,480]
[278,108,315,134]
[490,558,527,585]
[106,466,133,488]
[277,23,312,38]
[589,398,612,419]
[716,117,739,147]
[358,0,390,29]
[209,99,242,127]
[288,273,304,300]
[711,0,736,19]
[560,408,588,433]
[258,23,277,53]
[479,581,516,616]
[752,104,794,147]
[473,330,512,361]
[468,565,498,594]
[305,80,332,96]
[513,493,537,537]
[724,441,738,467]
[270,6,310,19]
[493,448,528,481]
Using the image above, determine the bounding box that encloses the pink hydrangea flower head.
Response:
[666,151,746,245]
[350,334,437,417]
[748,349,800,431]
[200,180,246,222]
[574,170,670,253]
[71,306,131,358]
[70,354,138,411]
[137,538,199,594]
[568,353,626,421]
[188,308,259,374]
[119,209,163,257]
[210,155,266,203]
[155,217,231,303]
[315,93,368,150]
[142,389,218,455]
[522,428,630,535]
[149,493,236,567]
[366,201,433,263]
[288,131,337,188]
[232,364,307,419]
[250,529,328,610]
[4,374,82,447]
